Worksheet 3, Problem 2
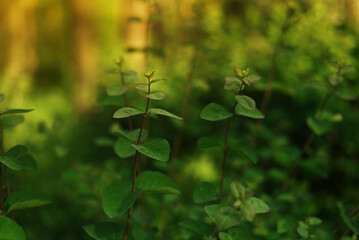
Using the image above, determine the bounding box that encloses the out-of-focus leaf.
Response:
[0,145,36,171]
[5,192,51,214]
[94,137,114,147]
[1,115,24,129]
[242,74,261,86]
[224,76,242,91]
[306,117,331,136]
[230,181,245,200]
[216,206,242,230]
[113,107,144,118]
[145,92,165,100]
[337,202,359,234]
[200,103,232,121]
[178,219,211,236]
[83,222,124,240]
[204,204,223,223]
[114,136,135,158]
[229,144,257,164]
[334,88,357,101]
[106,84,127,96]
[0,93,4,103]
[0,109,34,116]
[193,182,219,203]
[123,70,138,83]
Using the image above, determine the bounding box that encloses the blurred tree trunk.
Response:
[0,0,38,95]
[123,0,148,71]
[68,0,98,114]
[343,0,359,31]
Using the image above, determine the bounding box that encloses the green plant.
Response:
[281,58,353,190]
[185,66,270,238]
[84,70,182,240]
[0,93,50,239]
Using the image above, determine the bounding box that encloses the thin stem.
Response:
[334,204,359,233]
[219,101,237,202]
[281,84,336,190]
[213,89,242,237]
[124,77,151,240]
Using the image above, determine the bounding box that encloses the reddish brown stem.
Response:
[124,77,151,240]
[219,101,238,203]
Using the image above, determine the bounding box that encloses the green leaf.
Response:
[229,144,257,164]
[148,108,182,120]
[5,192,51,214]
[200,103,233,121]
[277,218,296,234]
[123,70,138,83]
[136,171,180,194]
[245,197,270,214]
[132,138,170,162]
[114,136,135,158]
[337,202,359,235]
[94,137,115,147]
[0,93,4,103]
[102,182,140,218]
[115,128,147,143]
[222,228,255,240]
[240,201,256,222]
[216,206,242,230]
[204,204,223,223]
[307,217,322,226]
[0,145,36,171]
[193,182,219,203]
[83,222,124,240]
[135,86,149,94]
[219,232,233,240]
[178,219,211,236]
[197,137,221,149]
[242,74,261,86]
[230,181,245,200]
[0,109,34,116]
[235,95,256,111]
[234,105,264,119]
[1,115,24,129]
[113,107,144,118]
[306,117,331,136]
[334,89,357,101]
[146,92,165,100]
[297,226,309,238]
[224,76,242,91]
[150,78,166,84]
[106,84,127,96]
[0,216,26,240]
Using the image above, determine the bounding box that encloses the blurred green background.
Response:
[0,0,359,239]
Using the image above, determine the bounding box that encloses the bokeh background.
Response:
[0,0,359,239]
